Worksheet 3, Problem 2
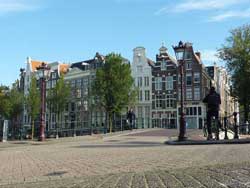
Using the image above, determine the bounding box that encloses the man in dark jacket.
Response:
[127,108,136,130]
[203,87,221,140]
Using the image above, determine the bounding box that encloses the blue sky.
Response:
[0,0,250,86]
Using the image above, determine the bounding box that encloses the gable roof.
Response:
[31,60,48,72]
[59,64,70,74]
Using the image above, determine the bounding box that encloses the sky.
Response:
[0,0,250,86]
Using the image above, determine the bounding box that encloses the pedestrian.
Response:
[127,108,136,130]
[203,86,221,140]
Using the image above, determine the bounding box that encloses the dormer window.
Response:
[185,52,192,60]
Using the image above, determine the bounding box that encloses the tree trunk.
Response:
[109,112,112,133]
[56,111,59,139]
[31,119,34,140]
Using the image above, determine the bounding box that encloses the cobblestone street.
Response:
[1,129,250,187]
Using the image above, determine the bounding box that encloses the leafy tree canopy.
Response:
[218,24,250,120]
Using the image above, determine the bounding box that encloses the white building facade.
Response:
[131,47,154,128]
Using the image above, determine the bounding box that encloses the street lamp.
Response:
[173,41,187,141]
[37,62,50,141]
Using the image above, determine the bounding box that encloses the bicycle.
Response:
[203,116,220,140]
[211,116,220,140]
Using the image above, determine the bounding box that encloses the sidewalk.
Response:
[166,131,250,145]
[0,128,151,148]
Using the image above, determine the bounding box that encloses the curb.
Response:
[165,138,250,145]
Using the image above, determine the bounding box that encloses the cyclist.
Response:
[203,86,221,140]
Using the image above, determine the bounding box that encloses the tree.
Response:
[218,24,250,122]
[8,81,24,138]
[26,76,40,140]
[0,86,10,120]
[48,75,70,138]
[92,53,137,133]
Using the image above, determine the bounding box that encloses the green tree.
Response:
[8,81,24,138]
[92,53,137,133]
[26,76,40,140]
[48,75,70,138]
[0,86,10,119]
[218,24,250,122]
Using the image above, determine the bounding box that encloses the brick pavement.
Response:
[0,128,250,187]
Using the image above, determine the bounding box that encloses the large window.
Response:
[155,77,162,90]
[144,77,149,87]
[139,90,143,101]
[137,77,142,87]
[194,72,200,83]
[186,88,192,100]
[194,87,200,100]
[166,76,173,90]
[186,73,192,86]
[145,90,150,101]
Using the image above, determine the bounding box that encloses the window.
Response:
[52,72,57,79]
[166,95,176,108]
[137,77,142,87]
[186,63,192,70]
[145,90,150,101]
[198,107,202,115]
[155,77,162,90]
[161,60,166,70]
[137,66,143,73]
[194,87,200,100]
[76,79,81,87]
[186,73,192,86]
[138,107,143,117]
[166,76,173,90]
[186,88,192,100]
[139,90,143,101]
[185,52,192,60]
[156,94,162,108]
[144,77,149,87]
[194,72,200,83]
[145,106,150,117]
[76,89,81,98]
[52,80,56,88]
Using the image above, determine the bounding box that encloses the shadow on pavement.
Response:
[74,141,164,148]
[46,171,68,176]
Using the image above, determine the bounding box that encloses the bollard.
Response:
[233,112,239,139]
[224,116,228,140]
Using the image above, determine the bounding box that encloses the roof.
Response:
[31,61,47,71]
[194,54,201,64]
[147,58,155,67]
[59,64,70,74]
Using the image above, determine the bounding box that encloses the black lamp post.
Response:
[173,41,187,141]
[37,62,50,141]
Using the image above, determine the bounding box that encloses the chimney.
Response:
[195,52,201,59]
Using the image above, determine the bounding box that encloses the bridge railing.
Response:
[223,111,250,139]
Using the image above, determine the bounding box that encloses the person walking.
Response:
[127,109,136,130]
[203,86,221,140]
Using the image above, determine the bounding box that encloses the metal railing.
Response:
[222,111,250,140]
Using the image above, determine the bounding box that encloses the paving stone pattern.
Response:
[0,129,250,188]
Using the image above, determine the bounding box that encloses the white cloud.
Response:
[208,8,250,22]
[155,0,248,15]
[200,49,219,63]
[0,0,38,14]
